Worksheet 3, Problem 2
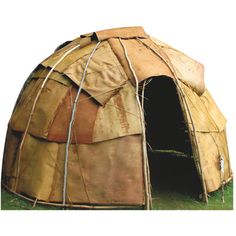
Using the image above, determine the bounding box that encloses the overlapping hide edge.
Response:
[149,37,205,95]
[8,41,142,144]
[180,81,226,132]
[9,71,70,139]
[2,129,144,205]
[178,81,232,192]
[63,41,129,105]
[107,37,205,95]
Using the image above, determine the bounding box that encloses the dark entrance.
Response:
[142,76,201,195]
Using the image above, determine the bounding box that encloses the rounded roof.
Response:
[9,27,205,144]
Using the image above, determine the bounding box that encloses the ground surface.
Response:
[1,182,233,210]
[152,181,233,210]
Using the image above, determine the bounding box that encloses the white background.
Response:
[0,0,235,235]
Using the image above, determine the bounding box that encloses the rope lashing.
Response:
[14,43,81,191]
[62,41,101,206]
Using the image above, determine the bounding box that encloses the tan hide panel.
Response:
[9,77,69,139]
[146,37,205,95]
[2,128,22,190]
[16,134,59,200]
[3,132,144,205]
[92,81,142,142]
[47,87,99,144]
[95,26,148,41]
[67,134,144,205]
[9,78,43,132]
[196,130,232,192]
[200,89,227,131]
[108,38,173,84]
[179,81,226,132]
[64,41,128,105]
[48,139,89,203]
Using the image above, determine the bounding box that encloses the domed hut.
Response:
[1,27,232,209]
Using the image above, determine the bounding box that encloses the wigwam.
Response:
[1,27,233,209]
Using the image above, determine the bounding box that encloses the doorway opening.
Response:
[142,76,201,196]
